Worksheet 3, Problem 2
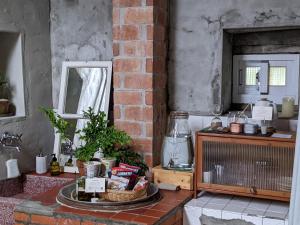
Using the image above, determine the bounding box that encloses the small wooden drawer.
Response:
[152,165,194,190]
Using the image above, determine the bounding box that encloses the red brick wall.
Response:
[112,0,168,168]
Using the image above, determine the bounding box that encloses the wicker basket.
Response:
[102,188,147,202]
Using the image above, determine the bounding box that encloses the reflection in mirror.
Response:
[64,67,108,114]
[60,119,85,155]
[64,69,83,114]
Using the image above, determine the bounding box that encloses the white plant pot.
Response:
[101,158,116,171]
[84,161,101,178]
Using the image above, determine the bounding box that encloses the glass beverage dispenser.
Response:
[161,111,193,170]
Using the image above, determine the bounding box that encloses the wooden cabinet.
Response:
[194,132,295,201]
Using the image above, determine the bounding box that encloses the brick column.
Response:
[112,0,168,168]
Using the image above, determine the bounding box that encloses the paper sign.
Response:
[85,178,106,193]
[252,106,273,121]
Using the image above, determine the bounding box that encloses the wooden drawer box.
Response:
[195,132,295,201]
[153,165,194,190]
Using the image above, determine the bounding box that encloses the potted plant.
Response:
[75,108,132,174]
[42,107,148,177]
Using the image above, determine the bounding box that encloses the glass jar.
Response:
[282,96,295,118]
[161,111,193,169]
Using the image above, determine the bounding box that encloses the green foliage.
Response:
[75,107,132,162]
[41,107,147,173]
[116,147,149,176]
[40,107,69,141]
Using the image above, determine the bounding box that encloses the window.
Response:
[269,67,286,86]
[232,54,299,104]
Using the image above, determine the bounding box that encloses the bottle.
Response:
[50,154,60,176]
[65,155,74,167]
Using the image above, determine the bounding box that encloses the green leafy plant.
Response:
[116,147,149,176]
[40,107,69,141]
[75,107,132,162]
[41,107,148,174]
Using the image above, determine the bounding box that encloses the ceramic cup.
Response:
[36,156,47,174]
[261,126,267,135]
[261,120,268,135]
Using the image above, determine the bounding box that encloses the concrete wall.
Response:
[169,0,300,114]
[232,29,300,54]
[0,0,53,176]
[50,0,113,107]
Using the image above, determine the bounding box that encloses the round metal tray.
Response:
[56,183,161,212]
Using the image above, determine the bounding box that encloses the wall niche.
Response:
[0,32,25,119]
[222,28,300,111]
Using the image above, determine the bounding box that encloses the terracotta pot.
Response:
[76,160,85,177]
[0,99,9,114]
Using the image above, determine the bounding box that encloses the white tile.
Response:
[194,200,210,208]
[202,208,222,219]
[248,199,271,211]
[205,203,226,210]
[231,196,251,207]
[209,194,232,205]
[285,218,289,225]
[264,211,287,220]
[267,201,289,214]
[197,192,214,201]
[186,199,201,207]
[244,208,266,217]
[222,210,242,220]
[184,206,202,225]
[223,204,246,214]
[202,116,213,128]
[188,116,204,131]
[263,217,285,225]
[242,214,263,225]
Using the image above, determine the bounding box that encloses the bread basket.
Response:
[102,188,147,202]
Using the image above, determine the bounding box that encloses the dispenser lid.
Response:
[51,154,57,161]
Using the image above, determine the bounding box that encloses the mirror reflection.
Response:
[64,67,108,114]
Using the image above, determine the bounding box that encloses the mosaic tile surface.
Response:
[0,173,74,225]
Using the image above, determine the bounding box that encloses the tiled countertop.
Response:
[14,173,193,225]
[184,192,289,225]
